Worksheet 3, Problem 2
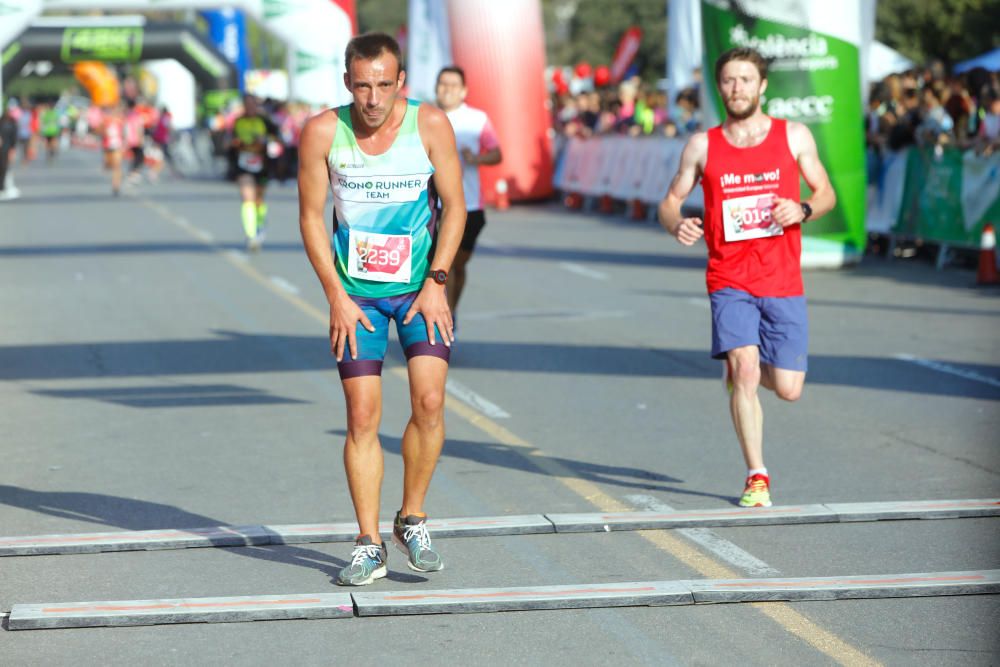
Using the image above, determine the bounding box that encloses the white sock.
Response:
[747,467,768,478]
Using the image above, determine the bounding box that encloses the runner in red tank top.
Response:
[658,47,836,508]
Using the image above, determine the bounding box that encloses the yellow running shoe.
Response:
[739,473,772,507]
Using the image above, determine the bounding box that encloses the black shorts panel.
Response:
[460,209,487,251]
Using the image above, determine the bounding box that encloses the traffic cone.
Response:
[565,192,582,209]
[495,178,510,211]
[629,199,646,220]
[599,194,614,214]
[976,223,999,285]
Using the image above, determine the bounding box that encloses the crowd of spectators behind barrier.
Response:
[551,70,703,147]
[550,62,1000,168]
[864,63,1000,188]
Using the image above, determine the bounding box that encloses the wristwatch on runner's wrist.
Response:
[428,269,448,285]
[800,202,813,223]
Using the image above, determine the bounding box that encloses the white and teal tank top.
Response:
[328,99,437,298]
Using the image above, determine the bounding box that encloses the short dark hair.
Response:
[437,65,465,86]
[345,32,403,75]
[714,47,768,85]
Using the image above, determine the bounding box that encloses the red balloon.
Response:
[594,65,611,87]
[574,61,592,79]
[552,68,565,85]
[555,81,569,95]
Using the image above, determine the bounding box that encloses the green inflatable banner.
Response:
[700,0,867,256]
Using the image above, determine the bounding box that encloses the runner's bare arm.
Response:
[658,132,707,246]
[402,104,465,345]
[297,111,374,362]
[463,146,502,166]
[772,121,837,227]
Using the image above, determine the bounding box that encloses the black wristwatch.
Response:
[800,202,813,223]
[428,268,448,285]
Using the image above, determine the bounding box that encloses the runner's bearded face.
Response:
[718,60,767,121]
[345,54,404,130]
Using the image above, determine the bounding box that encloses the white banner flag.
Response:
[406,0,452,103]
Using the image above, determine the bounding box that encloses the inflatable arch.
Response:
[1,0,353,108]
[3,19,239,110]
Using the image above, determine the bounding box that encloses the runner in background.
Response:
[433,65,503,318]
[124,100,146,185]
[0,103,19,200]
[231,95,277,251]
[40,103,61,163]
[102,104,126,196]
[152,106,181,179]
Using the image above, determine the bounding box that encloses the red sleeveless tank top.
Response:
[702,117,803,297]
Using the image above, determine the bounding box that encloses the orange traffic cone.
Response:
[629,199,646,220]
[495,178,510,211]
[565,192,582,209]
[976,223,999,285]
[599,194,614,214]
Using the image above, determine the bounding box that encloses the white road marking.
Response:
[894,353,1000,389]
[558,261,608,281]
[269,276,300,295]
[625,494,780,577]
[445,378,511,419]
[271,276,299,294]
[225,250,249,264]
[193,229,214,243]
[685,297,710,309]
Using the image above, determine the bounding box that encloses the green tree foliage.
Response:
[543,0,667,82]
[876,0,1000,65]
[356,1,667,82]
[358,0,408,35]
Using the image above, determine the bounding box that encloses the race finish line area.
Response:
[2,0,998,658]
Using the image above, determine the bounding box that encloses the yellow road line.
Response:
[143,198,880,666]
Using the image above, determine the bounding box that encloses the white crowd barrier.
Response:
[554,135,704,211]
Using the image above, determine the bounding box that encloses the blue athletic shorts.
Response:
[709,287,808,372]
[337,291,449,379]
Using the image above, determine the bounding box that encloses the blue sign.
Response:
[200,9,250,92]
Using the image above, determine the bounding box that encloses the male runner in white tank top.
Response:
[434,65,503,316]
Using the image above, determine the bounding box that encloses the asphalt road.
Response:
[1,149,998,666]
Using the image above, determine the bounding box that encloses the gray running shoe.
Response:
[336,535,387,586]
[392,513,444,572]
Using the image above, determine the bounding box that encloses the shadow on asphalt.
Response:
[33,383,306,409]
[326,430,737,504]
[0,485,426,585]
[478,244,706,270]
[0,241,305,256]
[636,287,1000,319]
[2,331,998,400]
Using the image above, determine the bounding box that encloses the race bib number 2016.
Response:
[347,230,412,283]
[722,193,784,242]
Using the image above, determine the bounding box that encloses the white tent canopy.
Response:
[868,40,915,82]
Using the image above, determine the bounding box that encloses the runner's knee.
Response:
[346,400,380,435]
[411,387,445,425]
[774,382,802,402]
[729,351,761,388]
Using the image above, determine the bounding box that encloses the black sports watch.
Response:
[428,268,448,285]
[800,202,813,223]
